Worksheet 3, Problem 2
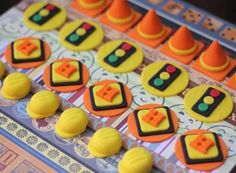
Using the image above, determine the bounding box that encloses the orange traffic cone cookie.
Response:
[99,0,142,32]
[71,0,112,17]
[193,40,236,81]
[129,9,172,47]
[160,26,204,64]
[227,72,236,90]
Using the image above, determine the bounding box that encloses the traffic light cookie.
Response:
[23,2,67,31]
[83,80,132,117]
[127,104,178,142]
[4,37,51,69]
[97,40,143,73]
[43,58,90,92]
[59,20,104,51]
[175,129,227,171]
[141,61,189,96]
[184,85,233,122]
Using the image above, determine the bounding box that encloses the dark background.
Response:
[1,0,236,24]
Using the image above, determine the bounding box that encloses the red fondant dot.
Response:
[82,23,92,30]
[166,65,176,74]
[46,4,55,10]
[210,89,221,98]
[122,43,132,51]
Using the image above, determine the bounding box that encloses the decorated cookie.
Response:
[27,90,60,119]
[160,26,204,64]
[99,0,142,32]
[83,80,132,117]
[1,73,31,100]
[141,61,189,96]
[118,147,153,173]
[127,104,178,142]
[55,108,88,138]
[59,20,104,51]
[184,85,233,122]
[0,61,5,79]
[97,40,143,73]
[43,58,90,93]
[175,129,227,171]
[88,127,122,157]
[4,37,51,69]
[23,2,67,31]
[128,10,172,48]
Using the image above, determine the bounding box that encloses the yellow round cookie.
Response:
[55,107,88,138]
[1,73,31,100]
[23,2,67,31]
[184,85,233,122]
[59,20,104,51]
[118,147,153,173]
[88,127,122,157]
[0,61,5,79]
[141,61,189,96]
[97,40,144,73]
[27,90,60,119]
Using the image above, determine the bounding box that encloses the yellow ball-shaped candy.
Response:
[1,72,31,99]
[55,107,88,138]
[27,90,60,119]
[88,127,122,157]
[118,147,153,173]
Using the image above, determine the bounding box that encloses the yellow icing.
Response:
[55,107,88,138]
[88,127,122,157]
[138,107,170,132]
[184,85,233,122]
[26,90,60,119]
[1,73,31,100]
[118,147,153,173]
[92,83,123,107]
[52,61,80,83]
[185,133,219,159]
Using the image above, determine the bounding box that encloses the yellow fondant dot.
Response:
[1,73,31,100]
[203,96,214,105]
[118,147,153,173]
[76,28,86,36]
[160,72,170,80]
[26,90,60,119]
[55,108,88,138]
[39,9,49,16]
[88,127,122,158]
[115,49,125,57]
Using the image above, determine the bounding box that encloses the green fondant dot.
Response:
[154,78,164,86]
[69,34,79,42]
[33,14,42,22]
[198,103,209,112]
[108,54,118,63]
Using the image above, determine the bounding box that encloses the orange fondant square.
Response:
[142,109,166,127]
[71,0,112,18]
[96,84,120,102]
[160,40,204,64]
[99,11,142,32]
[227,73,236,90]
[128,25,172,48]
[192,57,236,81]
[189,134,215,154]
